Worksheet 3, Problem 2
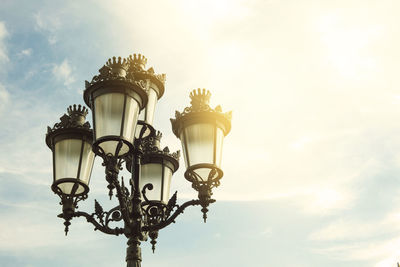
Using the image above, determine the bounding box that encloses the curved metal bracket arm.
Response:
[58,211,124,236]
[142,198,215,232]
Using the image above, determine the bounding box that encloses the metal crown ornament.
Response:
[190,88,211,109]
[105,56,129,77]
[127,53,148,70]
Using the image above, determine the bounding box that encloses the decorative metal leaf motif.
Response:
[94,199,104,223]
[166,191,177,216]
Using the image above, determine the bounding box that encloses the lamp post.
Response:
[45,53,232,267]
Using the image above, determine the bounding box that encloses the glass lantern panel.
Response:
[99,140,130,156]
[140,163,163,202]
[58,182,74,195]
[192,168,212,182]
[94,93,124,138]
[58,182,85,195]
[180,123,215,167]
[144,87,158,125]
[55,139,82,181]
[138,109,145,121]
[78,140,95,185]
[122,96,140,142]
[161,166,173,203]
[215,127,224,167]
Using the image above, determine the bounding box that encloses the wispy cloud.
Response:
[311,237,400,267]
[310,211,400,242]
[34,12,61,44]
[17,48,32,57]
[0,21,8,63]
[0,83,9,114]
[309,209,400,265]
[52,59,75,86]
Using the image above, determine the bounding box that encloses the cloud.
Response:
[0,83,9,114]
[18,48,32,57]
[34,12,61,44]
[52,59,75,86]
[309,209,400,265]
[311,237,400,266]
[0,21,8,63]
[310,211,400,242]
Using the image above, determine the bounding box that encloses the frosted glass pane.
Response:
[58,182,85,195]
[94,93,124,138]
[181,123,214,167]
[144,88,157,125]
[59,182,74,195]
[192,168,211,182]
[99,140,130,156]
[180,131,189,168]
[122,96,139,142]
[215,128,224,167]
[55,139,81,180]
[162,167,173,203]
[140,163,163,202]
[78,141,95,184]
[138,110,145,121]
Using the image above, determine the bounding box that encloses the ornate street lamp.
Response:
[171,89,232,221]
[45,104,95,233]
[45,53,231,267]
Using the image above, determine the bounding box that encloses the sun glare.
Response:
[308,188,349,213]
[316,14,382,78]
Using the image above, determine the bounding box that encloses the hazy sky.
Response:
[1,0,400,266]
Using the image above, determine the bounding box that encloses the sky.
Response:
[0,0,400,266]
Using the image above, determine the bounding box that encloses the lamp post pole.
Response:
[45,53,232,266]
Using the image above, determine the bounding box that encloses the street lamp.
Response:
[45,53,231,267]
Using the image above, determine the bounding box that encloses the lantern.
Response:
[139,131,179,204]
[45,105,95,197]
[84,56,148,157]
[171,89,231,184]
[126,54,166,140]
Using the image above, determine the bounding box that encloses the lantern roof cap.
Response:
[46,105,92,148]
[141,130,180,163]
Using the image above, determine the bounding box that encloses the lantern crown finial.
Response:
[67,104,89,126]
[149,130,162,149]
[155,130,162,143]
[127,53,147,70]
[67,104,88,118]
[190,88,211,109]
[106,56,128,71]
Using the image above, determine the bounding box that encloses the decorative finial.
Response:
[155,130,162,142]
[190,88,211,109]
[149,231,158,253]
[145,130,162,150]
[64,219,71,236]
[67,104,88,117]
[105,56,128,77]
[66,104,88,126]
[127,53,147,70]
